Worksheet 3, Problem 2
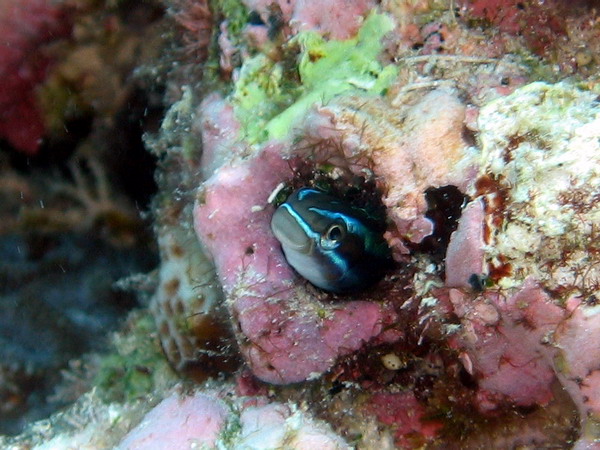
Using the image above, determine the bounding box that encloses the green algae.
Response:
[202,0,250,86]
[213,0,250,38]
[231,12,398,144]
[215,401,243,448]
[151,86,198,160]
[94,310,175,403]
[230,53,298,143]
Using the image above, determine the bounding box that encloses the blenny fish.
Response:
[271,188,391,293]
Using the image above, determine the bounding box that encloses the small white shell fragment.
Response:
[381,353,403,371]
[267,182,286,204]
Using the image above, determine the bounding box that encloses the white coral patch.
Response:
[477,82,600,292]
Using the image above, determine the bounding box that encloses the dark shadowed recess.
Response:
[0,82,163,436]
[418,185,469,260]
[5,83,163,211]
[0,233,158,435]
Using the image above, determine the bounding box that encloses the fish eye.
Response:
[327,224,344,242]
[320,224,346,250]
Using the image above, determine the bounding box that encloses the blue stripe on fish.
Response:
[271,188,391,294]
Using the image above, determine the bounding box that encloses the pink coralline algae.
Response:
[0,0,71,154]
[193,84,476,384]
[554,298,600,449]
[444,198,486,288]
[444,279,600,446]
[119,387,348,449]
[446,280,565,409]
[118,391,228,449]
[158,2,600,448]
[242,0,376,40]
[458,0,600,73]
[193,144,385,383]
[459,0,566,56]
[457,0,592,61]
[367,392,442,448]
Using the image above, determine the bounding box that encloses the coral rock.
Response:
[445,198,486,288]
[237,402,348,449]
[447,280,564,408]
[118,387,349,449]
[118,391,228,449]
[301,88,474,248]
[194,144,385,383]
[242,0,376,40]
[553,298,600,447]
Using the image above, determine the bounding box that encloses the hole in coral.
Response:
[418,185,469,259]
[328,380,344,396]
[248,10,265,25]
[468,273,487,292]
[287,159,389,230]
[458,366,478,390]
[267,4,285,40]
[461,125,477,148]
[278,158,396,294]
[514,404,539,416]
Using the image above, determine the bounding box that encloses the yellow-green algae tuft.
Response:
[231,12,398,144]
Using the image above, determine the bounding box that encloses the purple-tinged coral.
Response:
[439,81,600,446]
[553,298,600,448]
[458,0,567,56]
[367,391,442,448]
[299,88,474,252]
[444,281,600,446]
[195,93,243,179]
[458,0,600,74]
[447,280,564,409]
[118,391,228,449]
[444,198,486,288]
[242,0,376,40]
[194,144,385,383]
[118,385,349,449]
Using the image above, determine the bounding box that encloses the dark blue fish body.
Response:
[271,188,391,293]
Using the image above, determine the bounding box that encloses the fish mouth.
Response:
[271,206,312,253]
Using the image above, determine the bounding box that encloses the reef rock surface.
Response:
[4,1,600,449]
